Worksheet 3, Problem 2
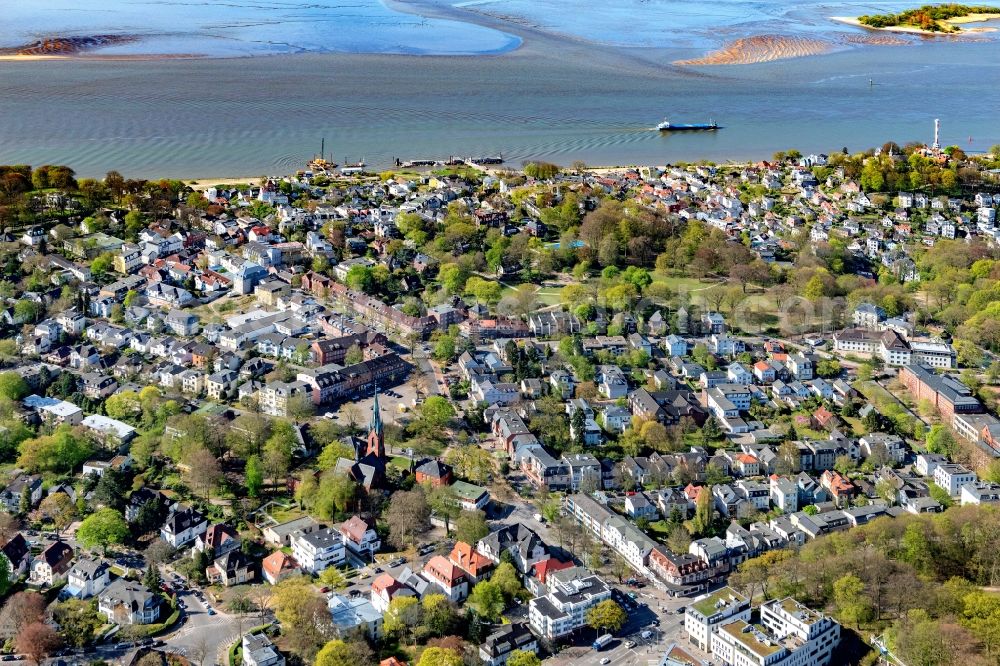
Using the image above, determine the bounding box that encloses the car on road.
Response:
[388,557,406,567]
[373,567,383,574]
[676,606,686,614]
[207,608,216,616]
[599,659,611,665]
[641,630,653,640]
[417,544,436,556]
[625,641,636,649]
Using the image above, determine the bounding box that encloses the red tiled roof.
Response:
[372,573,404,596]
[532,558,572,584]
[262,551,297,580]
[449,542,493,576]
[423,555,466,587]
[339,515,373,543]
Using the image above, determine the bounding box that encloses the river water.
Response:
[1,0,999,177]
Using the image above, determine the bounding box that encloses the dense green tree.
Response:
[454,510,489,545]
[17,425,93,474]
[468,580,505,621]
[245,455,264,497]
[0,372,28,401]
[586,599,627,634]
[506,650,542,666]
[76,508,128,554]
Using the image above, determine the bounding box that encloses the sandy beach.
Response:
[830,14,999,35]
[674,35,836,65]
[187,177,260,191]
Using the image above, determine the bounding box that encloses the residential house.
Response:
[30,540,74,586]
[99,580,160,625]
[477,524,550,574]
[242,633,285,666]
[206,550,255,587]
[261,552,299,585]
[423,555,470,602]
[328,593,383,640]
[160,506,208,548]
[479,623,538,666]
[528,567,611,640]
[339,516,381,559]
[64,557,111,599]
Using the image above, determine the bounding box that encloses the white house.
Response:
[160,506,208,548]
[422,555,470,602]
[684,587,751,652]
[99,580,161,625]
[328,593,383,640]
[933,463,976,497]
[339,516,381,559]
[64,557,111,600]
[291,528,345,573]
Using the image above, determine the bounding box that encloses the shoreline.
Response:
[186,177,261,191]
[829,14,1000,35]
[0,52,204,62]
[674,35,838,66]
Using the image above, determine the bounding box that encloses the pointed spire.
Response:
[371,384,383,436]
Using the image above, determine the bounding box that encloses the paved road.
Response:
[412,350,443,397]
[161,589,245,665]
[544,588,693,666]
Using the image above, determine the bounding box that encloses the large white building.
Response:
[291,528,346,573]
[933,463,977,497]
[833,330,954,369]
[684,587,751,652]
[528,567,611,641]
[563,494,658,575]
[910,340,957,369]
[709,598,840,666]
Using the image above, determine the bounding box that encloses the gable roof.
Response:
[339,515,375,543]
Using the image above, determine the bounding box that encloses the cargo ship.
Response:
[657,119,719,131]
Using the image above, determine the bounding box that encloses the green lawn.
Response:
[390,456,413,470]
[647,520,673,541]
[651,275,725,293]
[268,506,306,524]
[500,283,563,306]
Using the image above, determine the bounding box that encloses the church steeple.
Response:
[365,385,385,460]
[371,386,383,436]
